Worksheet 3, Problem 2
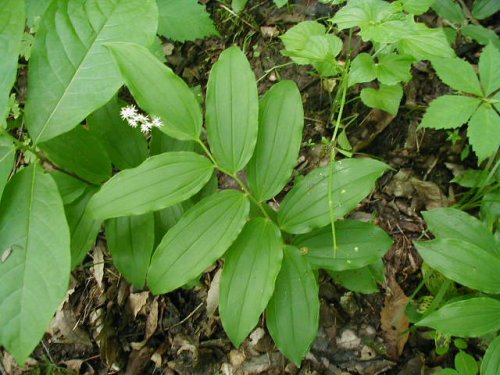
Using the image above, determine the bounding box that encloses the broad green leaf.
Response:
[107,42,203,141]
[87,96,148,170]
[39,125,112,184]
[293,220,392,270]
[50,171,88,205]
[376,53,414,85]
[481,336,500,375]
[154,203,186,246]
[461,25,500,49]
[157,0,219,42]
[274,0,288,7]
[278,158,389,234]
[481,189,500,235]
[220,218,283,347]
[280,21,329,65]
[455,351,478,375]
[348,53,376,86]
[0,0,25,126]
[88,151,214,220]
[66,187,101,269]
[25,0,158,143]
[25,0,51,28]
[415,238,500,294]
[416,297,500,337]
[148,190,250,294]
[467,102,500,162]
[246,81,304,202]
[0,135,15,198]
[422,208,498,256]
[396,21,455,60]
[232,0,248,12]
[400,0,434,15]
[360,84,403,116]
[0,165,70,364]
[472,0,500,19]
[106,213,155,288]
[479,43,500,96]
[206,47,258,173]
[328,260,384,294]
[431,0,466,24]
[420,95,481,130]
[431,57,483,96]
[266,246,319,366]
[150,128,197,155]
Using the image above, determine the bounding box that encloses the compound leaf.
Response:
[479,43,500,96]
[360,84,403,115]
[467,102,500,163]
[431,57,483,96]
[420,95,481,130]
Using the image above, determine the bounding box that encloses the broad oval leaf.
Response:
[414,238,500,294]
[25,0,158,143]
[148,190,250,294]
[0,165,70,364]
[220,218,283,347]
[106,213,155,288]
[246,81,304,202]
[328,260,385,294]
[416,297,500,337]
[278,158,389,234]
[206,46,259,173]
[293,220,392,271]
[266,246,319,366]
[50,171,88,205]
[0,135,15,199]
[481,335,500,375]
[106,42,203,141]
[360,84,403,116]
[89,151,213,220]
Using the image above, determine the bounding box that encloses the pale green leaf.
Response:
[25,0,51,28]
[400,0,434,15]
[220,218,283,347]
[431,0,466,24]
[431,57,483,96]
[348,53,376,86]
[25,0,158,143]
[416,297,500,337]
[0,165,70,364]
[206,47,258,173]
[479,43,500,96]
[266,246,319,366]
[420,95,481,130]
[397,21,455,60]
[0,0,25,126]
[280,21,328,65]
[481,336,500,375]
[148,190,250,294]
[232,0,248,12]
[278,158,389,234]
[328,260,384,294]
[455,351,478,375]
[274,0,288,7]
[461,25,500,49]
[472,0,500,19]
[88,152,214,220]
[360,84,403,116]
[330,0,400,31]
[376,53,414,85]
[50,171,88,205]
[467,102,500,162]
[246,81,304,202]
[0,135,15,199]
[157,0,219,42]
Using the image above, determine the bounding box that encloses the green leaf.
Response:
[232,0,248,12]
[481,336,500,375]
[416,297,500,337]
[293,220,392,270]
[206,47,259,173]
[348,53,376,86]
[220,218,283,347]
[376,53,414,85]
[50,171,88,205]
[280,21,329,65]
[400,0,434,15]
[479,43,500,96]
[455,351,478,375]
[89,152,213,220]
[87,96,148,170]
[157,0,219,42]
[0,0,25,126]
[25,0,51,28]
[274,0,288,7]
[154,203,186,246]
[472,0,500,19]
[396,21,455,60]
[419,95,481,130]
[328,260,384,294]
[461,25,500,49]
[422,208,498,256]
[106,213,155,288]
[107,42,203,141]
[467,102,500,162]
[278,158,389,234]
[25,0,158,143]
[150,127,198,155]
[0,135,15,199]
[266,246,319,366]
[148,190,249,294]
[0,165,70,364]
[360,84,403,116]
[39,125,112,184]
[414,238,500,294]
[431,0,466,24]
[431,57,483,96]
[246,81,304,202]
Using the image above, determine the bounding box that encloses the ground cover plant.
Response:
[0,0,499,374]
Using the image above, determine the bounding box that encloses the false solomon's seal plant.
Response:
[0,0,392,367]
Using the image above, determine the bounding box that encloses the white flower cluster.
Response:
[120,104,163,134]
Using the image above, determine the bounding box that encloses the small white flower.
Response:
[151,116,163,128]
[128,118,139,128]
[120,105,137,120]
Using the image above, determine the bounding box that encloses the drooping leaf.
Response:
[328,260,385,294]
[0,165,70,364]
[467,102,500,162]
[479,43,500,97]
[293,220,392,270]
[107,42,203,141]
[360,84,403,115]
[431,57,483,96]
[220,218,283,347]
[39,125,112,184]
[0,0,25,126]
[206,46,259,173]
[481,335,500,375]
[348,53,376,86]
[419,95,481,130]
[157,0,219,42]
[88,152,213,220]
[266,246,319,366]
[431,0,466,24]
[472,0,500,19]
[454,351,478,375]
[0,135,15,199]
[246,81,304,202]
[416,297,500,337]
[25,0,158,143]
[50,171,88,205]
[278,158,389,234]
[106,213,155,288]
[148,190,249,294]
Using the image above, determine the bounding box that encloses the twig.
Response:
[166,302,204,330]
